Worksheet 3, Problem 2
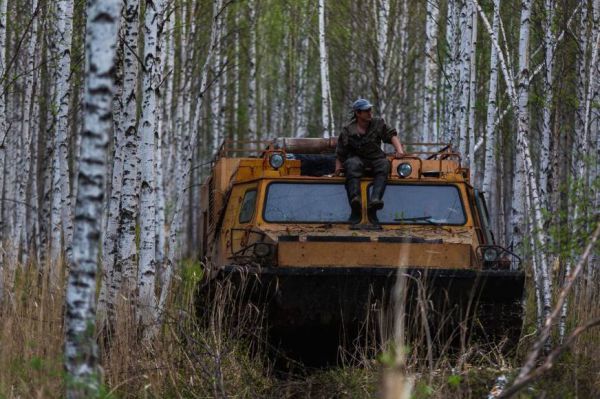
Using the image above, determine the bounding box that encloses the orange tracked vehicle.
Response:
[199,138,524,363]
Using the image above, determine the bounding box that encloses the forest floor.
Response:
[0,259,598,398]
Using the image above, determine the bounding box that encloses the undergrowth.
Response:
[0,255,598,398]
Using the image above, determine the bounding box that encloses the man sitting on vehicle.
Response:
[335,99,405,223]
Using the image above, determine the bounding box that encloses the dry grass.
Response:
[0,259,64,398]
[0,254,598,398]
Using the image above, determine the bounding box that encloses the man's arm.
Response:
[335,129,348,175]
[379,118,405,158]
[391,135,405,158]
[335,158,343,175]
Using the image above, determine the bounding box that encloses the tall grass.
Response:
[0,254,598,398]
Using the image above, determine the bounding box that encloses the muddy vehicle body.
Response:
[199,138,524,363]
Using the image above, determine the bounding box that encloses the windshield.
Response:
[371,184,466,225]
[264,182,351,223]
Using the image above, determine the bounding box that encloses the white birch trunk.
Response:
[218,12,228,145]
[99,0,140,321]
[458,1,472,156]
[177,3,194,254]
[561,1,600,341]
[232,7,240,140]
[248,0,258,142]
[509,0,529,257]
[395,0,409,135]
[15,0,40,262]
[98,90,125,319]
[474,0,552,326]
[157,4,172,276]
[138,0,164,335]
[443,0,460,143]
[28,72,40,264]
[442,0,460,143]
[574,3,588,178]
[377,0,390,118]
[318,0,333,138]
[210,8,222,154]
[467,7,478,175]
[49,0,75,269]
[423,0,439,143]
[0,0,8,292]
[540,0,555,206]
[155,127,166,267]
[515,0,552,325]
[295,32,309,137]
[65,1,121,396]
[590,0,600,284]
[482,0,500,233]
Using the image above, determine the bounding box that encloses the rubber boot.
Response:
[346,177,362,223]
[368,176,386,211]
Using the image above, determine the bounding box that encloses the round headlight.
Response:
[483,248,499,262]
[254,243,271,257]
[269,153,285,169]
[397,162,412,178]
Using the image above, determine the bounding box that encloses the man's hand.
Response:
[394,151,406,159]
[333,168,343,177]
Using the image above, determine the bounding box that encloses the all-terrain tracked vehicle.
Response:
[198,138,524,364]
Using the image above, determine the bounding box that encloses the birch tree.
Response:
[423,0,439,143]
[161,0,224,315]
[210,6,223,154]
[138,0,165,335]
[458,1,473,157]
[539,0,555,205]
[0,0,8,296]
[376,0,390,118]
[49,0,74,269]
[98,0,141,322]
[467,6,478,175]
[573,2,589,179]
[15,0,40,262]
[65,0,122,396]
[474,0,552,326]
[443,0,459,143]
[318,0,333,138]
[248,0,258,143]
[294,28,309,137]
[482,0,500,229]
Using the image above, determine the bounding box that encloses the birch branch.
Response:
[489,3,582,134]
[498,317,600,398]
[500,222,600,397]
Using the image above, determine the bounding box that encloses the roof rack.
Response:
[213,138,461,161]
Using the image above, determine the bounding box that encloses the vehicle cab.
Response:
[200,138,518,273]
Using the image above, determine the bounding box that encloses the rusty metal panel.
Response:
[235,159,301,181]
[390,158,461,179]
[271,137,338,154]
[278,242,473,269]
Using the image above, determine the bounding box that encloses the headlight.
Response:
[483,247,499,262]
[254,243,271,257]
[269,152,285,169]
[397,162,412,178]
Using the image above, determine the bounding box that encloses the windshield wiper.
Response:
[393,216,443,226]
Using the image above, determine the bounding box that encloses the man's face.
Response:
[356,108,373,122]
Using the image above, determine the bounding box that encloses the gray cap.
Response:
[352,98,373,111]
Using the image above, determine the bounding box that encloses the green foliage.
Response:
[447,374,462,389]
[413,381,434,398]
[180,258,204,291]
